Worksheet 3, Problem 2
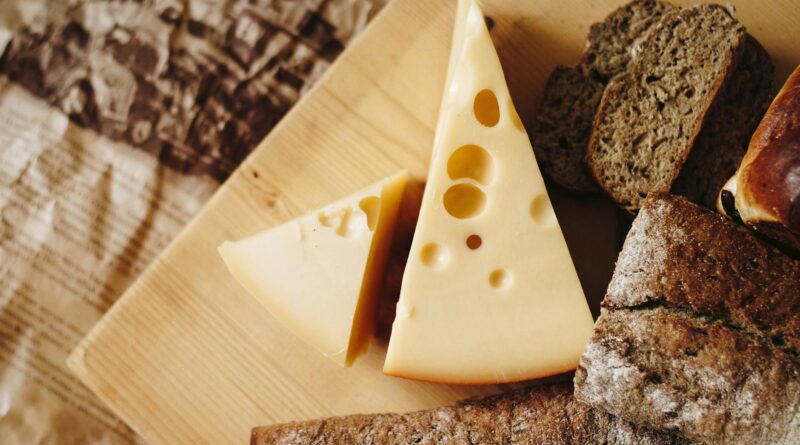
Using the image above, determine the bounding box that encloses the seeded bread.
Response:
[251,383,689,445]
[672,35,774,208]
[587,5,747,212]
[532,0,674,193]
[575,194,800,444]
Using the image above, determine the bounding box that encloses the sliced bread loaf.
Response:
[575,194,800,444]
[532,0,674,193]
[582,0,677,81]
[252,383,689,445]
[672,35,774,208]
[532,66,604,192]
[587,5,746,212]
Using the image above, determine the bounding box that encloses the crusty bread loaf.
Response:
[672,35,773,208]
[719,64,800,254]
[532,0,674,193]
[575,194,800,444]
[251,383,689,445]
[588,5,746,212]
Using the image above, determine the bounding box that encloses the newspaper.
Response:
[0,0,385,443]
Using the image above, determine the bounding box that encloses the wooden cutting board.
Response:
[68,1,799,444]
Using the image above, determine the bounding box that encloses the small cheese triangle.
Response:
[383,0,594,383]
[220,171,408,366]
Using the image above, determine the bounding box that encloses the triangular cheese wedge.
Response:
[220,171,407,366]
[383,0,594,384]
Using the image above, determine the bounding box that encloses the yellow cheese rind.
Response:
[220,171,407,366]
[383,0,594,384]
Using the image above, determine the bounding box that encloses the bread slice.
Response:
[532,66,604,192]
[672,35,774,208]
[587,5,746,212]
[532,1,674,193]
[582,0,677,81]
[251,383,689,445]
[575,194,800,444]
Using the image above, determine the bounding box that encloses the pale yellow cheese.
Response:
[383,0,594,384]
[219,171,407,366]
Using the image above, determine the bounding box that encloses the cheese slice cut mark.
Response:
[383,0,594,384]
[220,171,408,366]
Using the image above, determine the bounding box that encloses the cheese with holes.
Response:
[383,0,594,383]
[220,171,407,366]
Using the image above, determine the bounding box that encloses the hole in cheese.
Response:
[530,194,556,227]
[443,183,486,219]
[420,243,449,269]
[447,144,495,185]
[358,195,381,231]
[473,89,500,127]
[489,268,512,290]
[466,234,482,250]
[318,207,367,238]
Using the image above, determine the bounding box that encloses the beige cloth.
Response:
[0,0,386,443]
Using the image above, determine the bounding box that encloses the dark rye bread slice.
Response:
[532,0,674,193]
[574,195,800,445]
[532,66,605,192]
[588,5,747,213]
[672,35,774,208]
[252,383,690,445]
[582,0,677,81]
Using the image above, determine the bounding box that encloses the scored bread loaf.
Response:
[587,5,747,212]
[532,0,674,193]
[252,383,689,445]
[719,64,800,254]
[575,194,800,444]
[672,35,773,208]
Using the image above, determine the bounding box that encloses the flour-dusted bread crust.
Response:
[588,5,746,212]
[532,0,674,193]
[575,194,800,444]
[672,35,773,209]
[251,384,689,445]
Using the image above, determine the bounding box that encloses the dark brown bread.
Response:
[582,0,677,81]
[532,0,674,193]
[575,194,800,444]
[588,5,747,212]
[719,64,800,254]
[251,383,689,445]
[672,35,774,208]
[532,66,604,192]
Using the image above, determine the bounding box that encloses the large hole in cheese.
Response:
[359,196,381,231]
[420,242,449,269]
[443,183,487,219]
[473,89,500,127]
[447,144,495,185]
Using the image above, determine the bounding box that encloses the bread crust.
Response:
[250,383,689,445]
[576,194,800,444]
[731,64,800,252]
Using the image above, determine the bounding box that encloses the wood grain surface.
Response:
[67,0,800,444]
